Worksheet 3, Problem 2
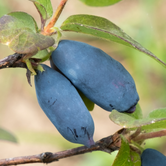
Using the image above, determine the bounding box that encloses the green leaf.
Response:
[112,135,132,166]
[80,0,122,7]
[0,127,17,143]
[109,109,166,132]
[141,108,166,131]
[0,15,33,44]
[110,110,139,128]
[8,29,55,54]
[8,11,38,32]
[32,49,48,59]
[130,150,141,166]
[148,108,166,118]
[77,90,95,111]
[32,49,52,62]
[61,14,166,68]
[126,103,143,120]
[141,119,166,132]
[30,0,53,20]
[0,15,55,54]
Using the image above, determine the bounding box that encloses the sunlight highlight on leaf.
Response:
[0,14,55,54]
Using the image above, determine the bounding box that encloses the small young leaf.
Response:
[112,135,133,166]
[30,0,53,20]
[109,104,143,127]
[32,49,48,59]
[0,127,17,143]
[110,110,166,131]
[130,150,141,166]
[80,0,122,7]
[8,11,38,32]
[61,14,166,68]
[110,110,138,128]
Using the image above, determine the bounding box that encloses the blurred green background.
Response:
[0,0,166,166]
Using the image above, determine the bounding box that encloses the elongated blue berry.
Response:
[141,148,166,166]
[35,64,95,147]
[51,40,139,112]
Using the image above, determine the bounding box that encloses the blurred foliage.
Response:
[0,127,17,143]
[76,151,118,166]
[0,1,10,17]
[15,130,85,149]
[0,0,166,165]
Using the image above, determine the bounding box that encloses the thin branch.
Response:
[0,128,125,166]
[0,53,33,86]
[42,0,68,35]
[0,53,26,69]
[128,127,142,142]
[133,129,166,142]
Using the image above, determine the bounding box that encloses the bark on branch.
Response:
[0,53,35,86]
[0,53,26,69]
[0,129,125,166]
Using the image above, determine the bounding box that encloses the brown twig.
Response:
[133,129,166,142]
[42,0,68,35]
[0,53,26,69]
[0,53,34,86]
[0,129,125,166]
[128,127,142,142]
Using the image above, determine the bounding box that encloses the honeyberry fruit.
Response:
[51,40,139,112]
[141,148,166,166]
[34,64,95,147]
[50,56,95,111]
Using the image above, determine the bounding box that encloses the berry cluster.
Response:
[34,40,139,147]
